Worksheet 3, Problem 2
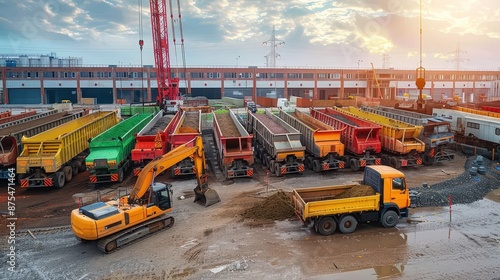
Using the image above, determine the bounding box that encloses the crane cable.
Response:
[168,0,188,97]
[138,0,145,103]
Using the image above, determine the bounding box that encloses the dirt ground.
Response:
[1,151,500,279]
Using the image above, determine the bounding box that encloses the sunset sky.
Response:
[0,0,499,70]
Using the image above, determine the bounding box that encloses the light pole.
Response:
[357,60,363,97]
[236,56,240,68]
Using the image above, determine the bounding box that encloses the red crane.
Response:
[149,0,180,112]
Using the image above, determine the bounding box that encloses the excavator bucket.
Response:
[194,185,221,207]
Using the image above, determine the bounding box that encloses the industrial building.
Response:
[1,65,499,105]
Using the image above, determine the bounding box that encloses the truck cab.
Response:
[363,165,410,218]
[277,98,290,110]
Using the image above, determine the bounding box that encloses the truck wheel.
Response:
[422,153,434,165]
[338,215,357,234]
[275,164,282,177]
[118,169,124,182]
[63,166,72,182]
[317,217,337,236]
[312,160,322,173]
[381,210,399,228]
[54,172,65,188]
[269,160,275,172]
[381,155,389,165]
[389,157,400,169]
[71,162,79,176]
[305,157,313,169]
[265,155,272,168]
[342,155,351,168]
[350,159,360,172]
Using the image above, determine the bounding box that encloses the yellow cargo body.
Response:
[17,111,119,188]
[333,106,425,154]
[292,184,380,220]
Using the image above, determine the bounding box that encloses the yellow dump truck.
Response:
[17,111,119,188]
[291,165,410,235]
[332,106,425,169]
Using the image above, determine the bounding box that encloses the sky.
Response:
[1,0,500,70]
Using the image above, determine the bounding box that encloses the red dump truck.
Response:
[278,109,345,172]
[167,110,202,177]
[310,107,382,171]
[131,111,174,176]
[0,110,37,125]
[213,109,254,179]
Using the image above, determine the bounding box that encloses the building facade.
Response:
[1,65,499,105]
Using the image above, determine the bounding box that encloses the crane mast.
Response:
[150,0,180,111]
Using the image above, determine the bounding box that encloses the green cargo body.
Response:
[86,113,153,184]
[17,111,119,188]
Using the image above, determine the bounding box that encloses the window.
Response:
[224,72,237,78]
[392,178,405,191]
[208,72,221,79]
[466,122,480,129]
[496,128,500,136]
[190,72,204,78]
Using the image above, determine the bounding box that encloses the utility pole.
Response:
[263,25,284,67]
[447,43,469,69]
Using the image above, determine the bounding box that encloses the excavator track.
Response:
[96,215,174,253]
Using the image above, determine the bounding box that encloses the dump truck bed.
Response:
[17,111,119,174]
[311,108,382,155]
[291,184,380,220]
[333,106,425,154]
[247,110,304,160]
[278,110,344,158]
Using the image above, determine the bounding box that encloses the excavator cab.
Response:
[147,182,173,211]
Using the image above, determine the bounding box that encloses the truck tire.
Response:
[317,217,337,236]
[381,210,399,228]
[350,159,360,172]
[275,164,282,177]
[389,157,400,169]
[71,162,79,176]
[312,160,322,173]
[305,157,313,170]
[422,153,434,165]
[381,154,389,165]
[54,172,65,188]
[63,166,72,182]
[342,155,350,168]
[118,169,124,182]
[269,160,275,172]
[338,215,357,234]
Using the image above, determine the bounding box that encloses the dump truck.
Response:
[0,110,86,180]
[291,165,410,235]
[310,108,382,171]
[86,113,154,185]
[131,110,174,176]
[17,111,119,188]
[246,109,305,176]
[0,110,37,125]
[0,110,59,129]
[360,106,455,165]
[167,110,202,177]
[213,109,254,179]
[332,106,425,169]
[277,109,345,173]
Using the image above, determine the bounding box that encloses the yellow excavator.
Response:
[70,136,220,253]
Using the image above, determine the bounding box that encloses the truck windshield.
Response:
[392,178,405,191]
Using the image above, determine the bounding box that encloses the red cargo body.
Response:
[213,110,254,179]
[310,108,383,171]
[480,105,500,113]
[167,110,202,177]
[131,111,174,176]
[0,111,37,124]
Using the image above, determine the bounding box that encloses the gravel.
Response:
[410,155,500,207]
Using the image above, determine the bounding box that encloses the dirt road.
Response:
[1,153,500,279]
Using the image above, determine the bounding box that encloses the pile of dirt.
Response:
[242,191,295,220]
[178,127,197,133]
[335,184,376,199]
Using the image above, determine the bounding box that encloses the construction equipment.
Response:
[278,109,345,173]
[246,109,305,176]
[0,110,37,125]
[0,110,58,129]
[17,111,119,188]
[332,106,425,169]
[213,109,254,179]
[131,110,173,176]
[310,107,382,171]
[86,113,154,185]
[71,136,220,253]
[360,106,455,165]
[291,165,410,235]
[1,110,86,180]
